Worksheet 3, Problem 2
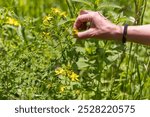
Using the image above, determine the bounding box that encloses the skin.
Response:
[74,10,150,46]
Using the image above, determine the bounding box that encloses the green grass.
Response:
[0,0,149,100]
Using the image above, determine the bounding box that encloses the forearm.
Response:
[114,25,150,45]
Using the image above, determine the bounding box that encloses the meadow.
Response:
[0,0,149,100]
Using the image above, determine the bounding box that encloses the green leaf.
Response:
[77,58,89,70]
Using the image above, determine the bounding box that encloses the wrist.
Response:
[111,25,123,41]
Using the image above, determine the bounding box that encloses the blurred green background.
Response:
[0,0,149,23]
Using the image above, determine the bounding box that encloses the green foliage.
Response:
[0,0,149,100]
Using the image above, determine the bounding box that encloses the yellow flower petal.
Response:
[60,12,67,18]
[60,86,65,93]
[51,8,61,14]
[55,68,66,76]
[69,72,79,81]
[6,17,20,26]
[72,29,78,37]
[43,16,53,25]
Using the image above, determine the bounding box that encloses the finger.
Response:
[74,14,92,29]
[73,10,89,29]
[77,28,95,39]
[80,10,98,15]
[98,11,109,20]
[80,10,89,15]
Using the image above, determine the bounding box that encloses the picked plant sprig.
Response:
[72,28,79,37]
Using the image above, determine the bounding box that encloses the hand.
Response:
[73,10,122,40]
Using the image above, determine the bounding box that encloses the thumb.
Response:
[78,28,95,39]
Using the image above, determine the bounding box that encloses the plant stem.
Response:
[66,0,74,18]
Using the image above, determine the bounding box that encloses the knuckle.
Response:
[93,11,99,16]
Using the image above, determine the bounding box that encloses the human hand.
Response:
[73,10,122,40]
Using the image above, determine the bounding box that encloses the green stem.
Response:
[66,0,74,18]
[124,43,133,99]
[132,0,147,99]
[135,58,142,99]
[140,0,147,24]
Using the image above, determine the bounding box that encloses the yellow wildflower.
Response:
[6,17,20,26]
[55,67,66,76]
[72,28,78,37]
[60,86,65,93]
[51,8,61,14]
[42,32,50,37]
[69,72,79,81]
[60,12,67,18]
[43,16,53,25]
[55,66,79,82]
